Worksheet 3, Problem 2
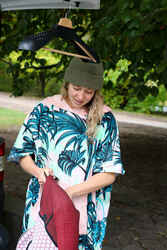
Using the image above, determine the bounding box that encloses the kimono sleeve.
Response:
[8,105,40,163]
[93,112,125,176]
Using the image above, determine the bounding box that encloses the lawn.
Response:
[0,107,26,129]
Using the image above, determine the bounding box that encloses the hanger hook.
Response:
[64,0,72,18]
[65,9,71,18]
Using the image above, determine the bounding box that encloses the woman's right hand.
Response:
[37,167,54,185]
[19,155,54,184]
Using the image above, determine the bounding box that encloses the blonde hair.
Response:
[61,82,104,139]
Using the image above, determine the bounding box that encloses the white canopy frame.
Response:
[0,0,100,11]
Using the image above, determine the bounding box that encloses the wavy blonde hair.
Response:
[61,82,104,139]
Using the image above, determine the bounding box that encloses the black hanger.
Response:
[18,17,99,63]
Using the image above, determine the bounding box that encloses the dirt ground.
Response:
[1,121,167,209]
[1,118,167,249]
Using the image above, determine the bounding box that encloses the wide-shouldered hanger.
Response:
[18,14,98,63]
[45,17,97,63]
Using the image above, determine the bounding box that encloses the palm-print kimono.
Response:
[8,95,125,250]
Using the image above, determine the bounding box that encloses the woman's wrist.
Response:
[35,167,54,185]
[65,183,88,198]
[19,155,53,184]
[65,186,75,199]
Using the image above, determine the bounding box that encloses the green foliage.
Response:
[103,58,135,109]
[158,84,167,105]
[124,96,157,113]
[124,84,167,113]
[102,88,124,109]
[0,10,66,97]
[45,78,62,97]
[91,0,167,91]
[1,2,167,105]
[0,63,12,92]
[102,57,167,114]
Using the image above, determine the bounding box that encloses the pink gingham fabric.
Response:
[16,213,58,250]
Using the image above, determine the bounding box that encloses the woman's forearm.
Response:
[19,155,40,178]
[19,155,53,184]
[66,172,116,198]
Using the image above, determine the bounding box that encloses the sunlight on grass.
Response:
[0,107,26,129]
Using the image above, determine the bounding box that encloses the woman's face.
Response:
[66,83,95,109]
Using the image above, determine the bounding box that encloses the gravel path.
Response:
[0,91,167,128]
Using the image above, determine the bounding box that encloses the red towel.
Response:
[39,176,80,250]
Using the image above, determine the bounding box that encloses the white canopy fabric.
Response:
[0,0,100,11]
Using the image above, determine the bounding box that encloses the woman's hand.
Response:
[37,167,54,185]
[19,155,54,185]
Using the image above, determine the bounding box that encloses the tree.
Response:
[89,0,167,103]
[1,1,167,105]
[0,10,68,96]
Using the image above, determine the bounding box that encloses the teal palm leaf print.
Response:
[99,112,122,164]
[52,109,88,176]
[25,104,57,148]
[101,112,117,144]
[58,149,86,175]
[40,105,57,141]
[23,104,41,140]
[22,136,35,153]
[87,194,107,247]
[23,104,58,163]
[96,185,112,200]
[8,99,123,242]
[54,109,87,146]
[27,104,86,150]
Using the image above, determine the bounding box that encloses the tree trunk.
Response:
[39,71,46,97]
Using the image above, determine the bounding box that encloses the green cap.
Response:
[64,58,104,90]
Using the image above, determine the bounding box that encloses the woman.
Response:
[8,58,125,249]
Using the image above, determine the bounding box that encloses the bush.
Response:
[102,88,124,109]
[124,85,167,114]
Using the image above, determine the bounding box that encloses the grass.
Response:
[0,107,26,129]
